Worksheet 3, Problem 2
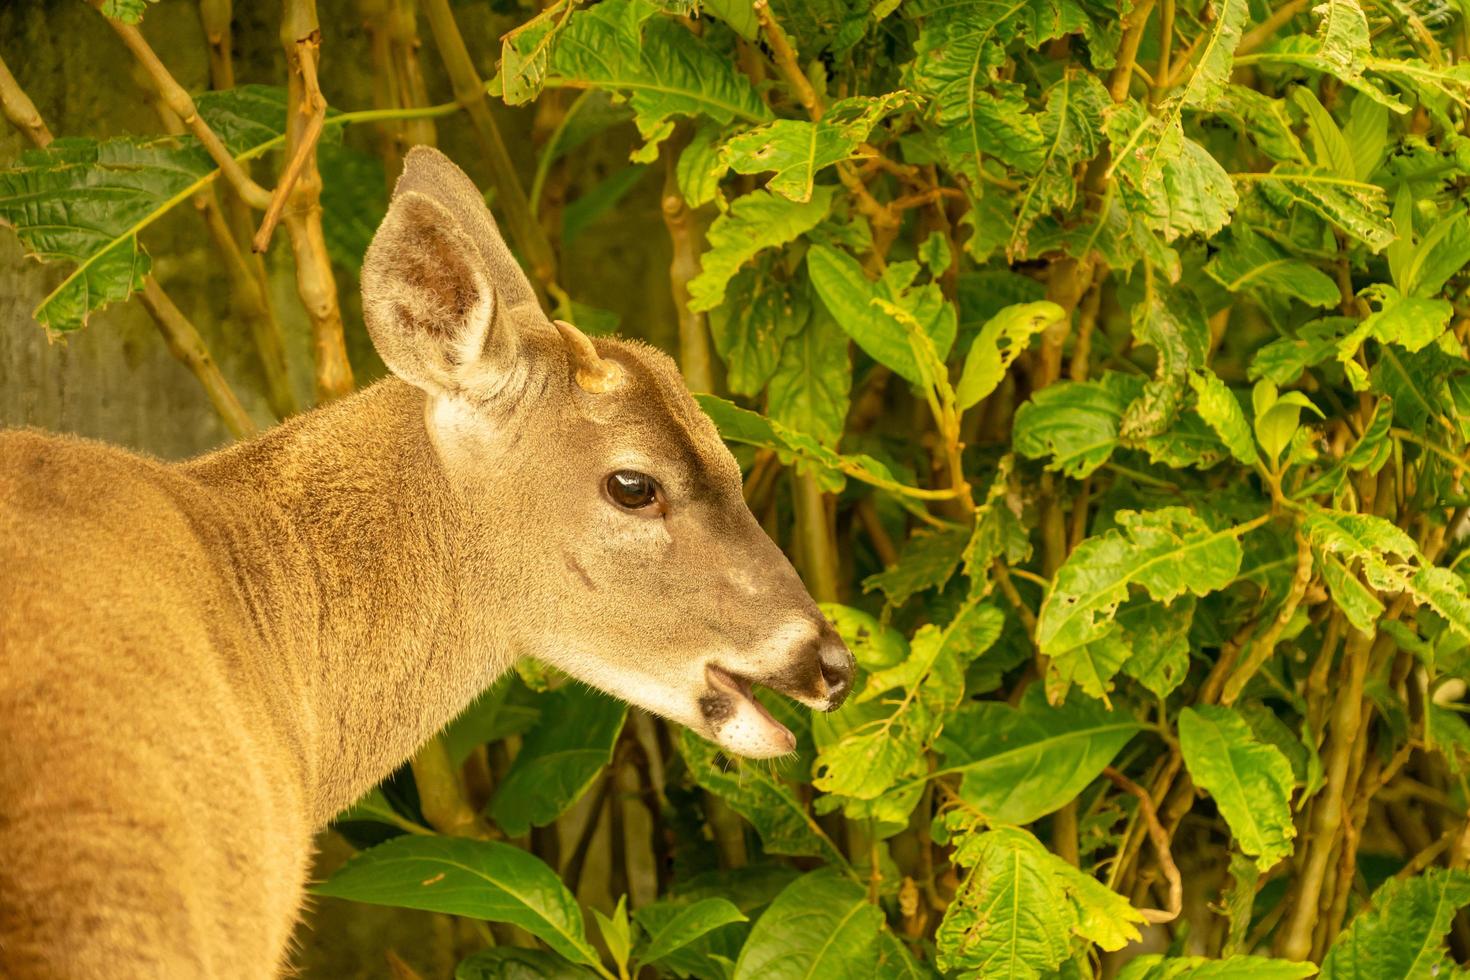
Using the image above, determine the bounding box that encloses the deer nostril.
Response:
[818,642,855,710]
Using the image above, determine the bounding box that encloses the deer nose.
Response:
[816,626,854,711]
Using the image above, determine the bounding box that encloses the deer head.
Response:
[360,147,853,759]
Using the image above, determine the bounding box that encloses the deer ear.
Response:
[361,190,511,394]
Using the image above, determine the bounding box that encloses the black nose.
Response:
[817,628,855,710]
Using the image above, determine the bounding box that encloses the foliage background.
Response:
[8,0,1470,977]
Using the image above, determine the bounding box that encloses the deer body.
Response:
[0,148,852,977]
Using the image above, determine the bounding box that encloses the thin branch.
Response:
[1104,767,1182,924]
[1237,0,1311,57]
[251,63,327,253]
[1220,531,1313,704]
[279,0,355,401]
[97,5,273,209]
[661,130,714,393]
[753,0,822,120]
[420,0,558,297]
[138,279,259,439]
[0,53,51,145]
[409,735,494,838]
[0,50,258,439]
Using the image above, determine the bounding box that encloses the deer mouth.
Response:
[702,664,797,758]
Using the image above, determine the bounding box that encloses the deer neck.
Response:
[187,378,516,824]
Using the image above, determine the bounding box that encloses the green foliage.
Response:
[16,0,1470,976]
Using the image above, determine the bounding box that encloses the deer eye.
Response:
[606,470,660,511]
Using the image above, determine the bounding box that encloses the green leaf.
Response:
[1252,165,1395,251]
[1320,868,1470,979]
[593,896,633,972]
[806,245,957,385]
[767,300,850,448]
[688,188,832,312]
[314,836,600,966]
[680,728,845,865]
[721,93,914,202]
[456,948,598,979]
[956,301,1065,409]
[1205,227,1340,308]
[1117,954,1317,979]
[732,870,883,980]
[863,526,971,608]
[1250,318,1350,386]
[1132,280,1210,380]
[1010,72,1110,258]
[907,0,1088,183]
[1047,631,1133,705]
[1107,102,1238,245]
[938,686,1143,825]
[1038,507,1251,658]
[1190,371,1262,466]
[1118,595,1197,698]
[708,263,809,397]
[1336,285,1453,387]
[547,0,770,155]
[820,603,909,670]
[1174,0,1250,110]
[1292,87,1356,179]
[1179,705,1297,871]
[488,686,627,837]
[99,0,158,23]
[1301,504,1470,639]
[936,826,1143,977]
[636,898,747,969]
[1,133,274,333]
[1012,376,1131,479]
[441,682,541,765]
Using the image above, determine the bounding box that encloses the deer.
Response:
[0,146,854,979]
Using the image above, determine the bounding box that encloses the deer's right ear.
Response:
[361,190,512,395]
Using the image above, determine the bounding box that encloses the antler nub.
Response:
[554,319,623,393]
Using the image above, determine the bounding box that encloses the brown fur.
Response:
[0,148,850,977]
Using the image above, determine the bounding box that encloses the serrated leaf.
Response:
[1118,595,1197,698]
[488,686,627,837]
[907,0,1089,183]
[1337,285,1454,389]
[1302,504,1470,639]
[1038,507,1250,657]
[767,299,850,448]
[937,686,1143,824]
[1047,631,1132,704]
[680,728,845,864]
[863,526,971,607]
[1252,165,1394,251]
[1012,376,1131,478]
[0,121,284,333]
[1190,371,1261,466]
[1133,280,1210,380]
[722,93,913,202]
[806,245,957,385]
[314,836,600,966]
[1010,72,1110,258]
[547,0,770,155]
[1179,705,1296,871]
[1320,868,1470,979]
[937,826,1143,976]
[1175,0,1251,110]
[956,301,1065,409]
[687,187,833,312]
[708,263,808,396]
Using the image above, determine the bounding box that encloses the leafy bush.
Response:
[9,0,1470,976]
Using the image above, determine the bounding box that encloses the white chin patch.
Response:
[713,697,796,759]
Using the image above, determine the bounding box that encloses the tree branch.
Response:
[97,5,274,209]
[278,0,356,402]
[1104,767,1182,924]
[661,131,714,393]
[420,0,558,299]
